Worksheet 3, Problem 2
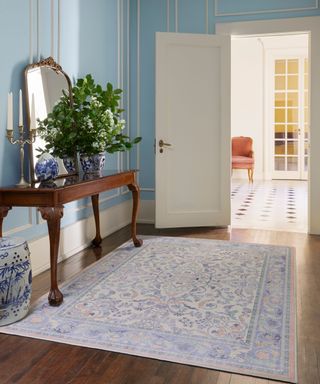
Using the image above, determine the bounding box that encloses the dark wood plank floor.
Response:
[1,224,319,384]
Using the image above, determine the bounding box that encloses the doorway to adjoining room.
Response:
[231,33,309,233]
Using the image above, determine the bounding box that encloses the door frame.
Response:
[217,16,320,234]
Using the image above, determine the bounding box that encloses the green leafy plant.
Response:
[73,74,141,155]
[37,91,76,158]
[37,74,141,157]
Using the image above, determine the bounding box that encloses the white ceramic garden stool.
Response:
[0,237,32,326]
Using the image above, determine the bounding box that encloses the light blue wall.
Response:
[130,0,320,200]
[0,0,131,241]
[1,0,319,241]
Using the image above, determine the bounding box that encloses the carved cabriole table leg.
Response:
[128,183,143,247]
[0,207,12,237]
[91,194,102,247]
[39,206,64,306]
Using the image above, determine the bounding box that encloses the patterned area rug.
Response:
[0,237,297,382]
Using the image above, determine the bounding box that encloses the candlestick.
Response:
[19,89,23,126]
[6,122,37,188]
[7,92,13,131]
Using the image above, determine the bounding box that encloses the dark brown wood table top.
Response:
[0,169,137,207]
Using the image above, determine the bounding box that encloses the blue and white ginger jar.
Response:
[62,155,77,173]
[35,153,59,181]
[0,237,32,326]
[80,153,105,173]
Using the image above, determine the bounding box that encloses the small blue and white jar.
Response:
[80,153,105,173]
[0,237,32,326]
[62,155,77,174]
[35,153,59,181]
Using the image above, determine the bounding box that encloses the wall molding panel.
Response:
[4,223,34,237]
[28,0,59,65]
[4,208,34,237]
[215,0,319,16]
[175,0,178,32]
[36,0,40,61]
[50,0,54,58]
[137,0,141,184]
[29,0,40,63]
[57,0,61,63]
[205,0,209,33]
[126,0,131,170]
[167,0,170,31]
[8,0,132,244]
[29,0,33,63]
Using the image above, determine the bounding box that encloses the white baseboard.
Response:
[29,200,132,276]
[138,200,155,224]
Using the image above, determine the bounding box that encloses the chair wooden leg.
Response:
[248,168,254,183]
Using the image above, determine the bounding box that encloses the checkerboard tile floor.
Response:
[231,179,307,232]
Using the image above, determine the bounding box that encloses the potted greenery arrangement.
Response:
[37,91,78,173]
[72,74,141,173]
[37,74,141,174]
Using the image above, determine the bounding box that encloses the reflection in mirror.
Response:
[25,57,77,182]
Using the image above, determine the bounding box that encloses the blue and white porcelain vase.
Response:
[62,155,77,174]
[35,153,59,181]
[0,237,32,326]
[80,153,105,173]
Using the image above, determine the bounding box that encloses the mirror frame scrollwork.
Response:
[24,56,78,183]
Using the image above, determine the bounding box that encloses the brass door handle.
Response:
[159,139,172,148]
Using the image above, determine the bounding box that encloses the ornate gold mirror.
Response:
[25,57,77,183]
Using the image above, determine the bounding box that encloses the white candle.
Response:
[19,89,23,126]
[7,92,13,131]
[30,93,36,131]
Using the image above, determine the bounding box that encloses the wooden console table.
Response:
[0,170,142,306]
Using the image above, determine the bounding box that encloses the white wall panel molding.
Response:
[175,0,178,32]
[136,0,141,183]
[121,0,131,194]
[57,0,61,63]
[4,208,34,237]
[167,0,170,32]
[126,0,130,169]
[215,0,319,17]
[121,188,130,196]
[36,0,40,61]
[29,0,33,63]
[118,0,122,89]
[9,0,35,232]
[29,0,40,63]
[50,0,54,58]
[29,200,132,276]
[4,223,34,237]
[72,191,121,213]
[205,0,209,34]
[135,0,155,191]
[118,0,128,178]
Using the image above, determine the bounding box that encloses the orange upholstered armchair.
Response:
[232,136,254,182]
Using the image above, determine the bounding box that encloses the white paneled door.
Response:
[155,33,231,228]
[269,54,309,180]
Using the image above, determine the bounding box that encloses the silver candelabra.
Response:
[6,125,36,187]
